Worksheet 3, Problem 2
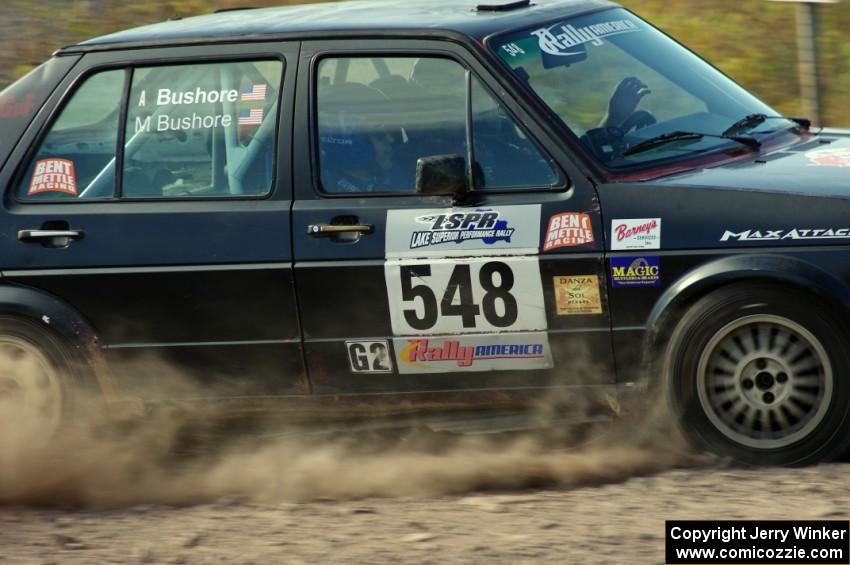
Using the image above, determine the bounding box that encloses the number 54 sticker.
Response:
[385,257,546,336]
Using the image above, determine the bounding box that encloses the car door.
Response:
[292,40,615,404]
[0,43,307,397]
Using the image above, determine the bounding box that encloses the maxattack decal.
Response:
[393,332,553,374]
[543,212,594,251]
[611,218,661,250]
[346,340,393,373]
[385,205,540,258]
[28,158,77,196]
[553,275,602,315]
[720,229,850,242]
[611,257,660,288]
[805,147,850,168]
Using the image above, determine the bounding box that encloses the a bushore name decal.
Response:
[28,158,77,196]
[386,205,540,258]
[131,83,269,134]
[393,332,552,374]
[611,218,661,250]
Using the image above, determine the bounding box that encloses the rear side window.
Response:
[18,70,124,200]
[18,59,283,201]
[124,60,282,198]
[316,56,558,195]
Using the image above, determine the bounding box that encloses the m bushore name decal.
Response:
[665,520,849,565]
[721,228,850,242]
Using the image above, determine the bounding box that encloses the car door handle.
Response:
[306,224,374,237]
[18,229,84,242]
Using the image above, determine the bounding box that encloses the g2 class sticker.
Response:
[611,257,660,288]
[553,275,602,315]
[543,212,594,251]
[394,332,553,374]
[611,218,661,250]
[28,158,77,196]
[385,256,546,336]
[346,340,393,373]
[385,205,540,258]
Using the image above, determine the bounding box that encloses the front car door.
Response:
[292,39,615,413]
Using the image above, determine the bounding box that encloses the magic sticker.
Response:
[28,158,77,196]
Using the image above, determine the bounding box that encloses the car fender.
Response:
[0,281,112,394]
[644,253,850,361]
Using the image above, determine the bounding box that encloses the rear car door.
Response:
[0,43,305,397]
[292,40,614,403]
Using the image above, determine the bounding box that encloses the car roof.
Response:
[67,0,618,51]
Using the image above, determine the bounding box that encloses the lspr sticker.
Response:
[553,275,602,315]
[28,158,77,196]
[543,212,594,251]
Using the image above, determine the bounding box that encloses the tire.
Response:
[0,316,84,436]
[665,283,850,466]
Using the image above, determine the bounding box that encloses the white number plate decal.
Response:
[385,256,546,336]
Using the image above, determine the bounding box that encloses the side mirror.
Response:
[415,154,467,199]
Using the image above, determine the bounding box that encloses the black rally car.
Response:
[1,0,848,465]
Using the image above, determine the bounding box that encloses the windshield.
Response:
[493,8,796,170]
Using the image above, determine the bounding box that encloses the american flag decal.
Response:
[238,108,264,126]
[241,84,267,101]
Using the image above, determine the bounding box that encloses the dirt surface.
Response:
[1,463,848,564]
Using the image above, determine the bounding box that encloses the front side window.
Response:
[494,8,797,170]
[316,56,558,194]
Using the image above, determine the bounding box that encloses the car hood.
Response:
[654,129,850,198]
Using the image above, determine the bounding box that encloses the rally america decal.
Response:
[531,19,639,58]
[611,218,661,251]
[393,332,553,374]
[385,205,540,258]
[721,228,850,242]
[28,158,77,196]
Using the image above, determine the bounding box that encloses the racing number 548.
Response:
[399,262,518,331]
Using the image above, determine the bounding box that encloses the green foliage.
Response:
[1,0,847,125]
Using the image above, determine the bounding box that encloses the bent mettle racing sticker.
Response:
[28,158,77,196]
[543,212,595,252]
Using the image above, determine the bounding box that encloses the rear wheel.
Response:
[0,317,83,436]
[666,283,850,466]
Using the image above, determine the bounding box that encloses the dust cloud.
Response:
[0,357,704,509]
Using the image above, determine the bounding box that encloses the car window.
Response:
[18,69,124,200]
[123,60,282,198]
[316,56,557,195]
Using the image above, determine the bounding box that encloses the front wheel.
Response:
[666,283,850,466]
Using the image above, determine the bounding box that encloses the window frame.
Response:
[309,49,568,199]
[14,53,287,205]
